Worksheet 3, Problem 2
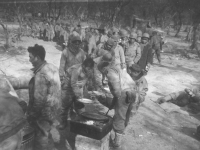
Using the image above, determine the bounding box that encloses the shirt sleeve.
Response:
[106,69,121,98]
[134,45,142,63]
[59,50,67,78]
[33,73,48,115]
[119,46,126,68]
[138,78,148,103]
[70,69,83,99]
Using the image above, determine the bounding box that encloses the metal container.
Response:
[21,124,35,150]
[70,113,113,140]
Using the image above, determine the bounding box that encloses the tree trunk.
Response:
[175,12,182,37]
[186,26,192,42]
[175,24,182,37]
[191,23,198,49]
[154,14,158,26]
[0,23,11,49]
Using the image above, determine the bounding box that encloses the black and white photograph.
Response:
[0,0,200,150]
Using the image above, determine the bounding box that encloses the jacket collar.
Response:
[31,61,47,74]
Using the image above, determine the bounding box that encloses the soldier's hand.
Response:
[156,97,166,104]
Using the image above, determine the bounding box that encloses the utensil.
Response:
[77,98,93,104]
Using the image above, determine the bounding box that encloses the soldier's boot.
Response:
[110,132,126,150]
[58,109,71,130]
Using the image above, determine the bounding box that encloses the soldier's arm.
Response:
[138,78,148,103]
[134,45,142,63]
[31,73,48,117]
[147,46,153,65]
[93,65,104,91]
[87,38,93,55]
[106,69,121,98]
[119,46,126,69]
[47,67,61,108]
[71,69,83,99]
[59,50,67,80]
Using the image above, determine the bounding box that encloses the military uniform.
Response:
[82,32,97,55]
[27,61,61,150]
[157,86,200,113]
[59,27,69,49]
[59,47,86,80]
[128,72,148,122]
[97,66,136,133]
[46,24,55,41]
[110,44,126,70]
[55,24,61,41]
[150,34,162,63]
[96,34,108,46]
[125,42,141,69]
[138,43,153,71]
[60,64,90,122]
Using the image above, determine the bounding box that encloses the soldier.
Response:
[110,36,126,70]
[137,33,153,74]
[136,30,142,44]
[125,32,141,73]
[128,64,148,116]
[59,26,69,49]
[150,31,162,64]
[59,35,86,81]
[118,29,129,54]
[59,58,95,129]
[92,53,136,149]
[111,27,119,36]
[31,22,39,38]
[46,23,55,41]
[27,44,61,150]
[96,24,108,46]
[39,21,45,39]
[82,31,97,57]
[54,22,61,42]
[156,87,200,113]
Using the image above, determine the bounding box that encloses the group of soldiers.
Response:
[4,21,200,150]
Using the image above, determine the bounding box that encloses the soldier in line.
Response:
[118,29,129,57]
[96,25,108,46]
[46,22,55,41]
[150,31,162,64]
[106,36,126,71]
[54,22,61,42]
[137,33,153,74]
[136,30,143,44]
[125,32,141,73]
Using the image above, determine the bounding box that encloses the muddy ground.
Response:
[0,26,200,150]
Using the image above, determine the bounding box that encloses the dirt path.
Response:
[0,36,200,150]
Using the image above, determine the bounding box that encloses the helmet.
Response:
[136,30,142,37]
[98,24,106,30]
[112,27,119,33]
[131,28,137,33]
[106,38,115,46]
[119,29,128,38]
[107,30,113,37]
[142,33,150,39]
[129,32,137,39]
[71,35,81,42]
[111,35,119,42]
